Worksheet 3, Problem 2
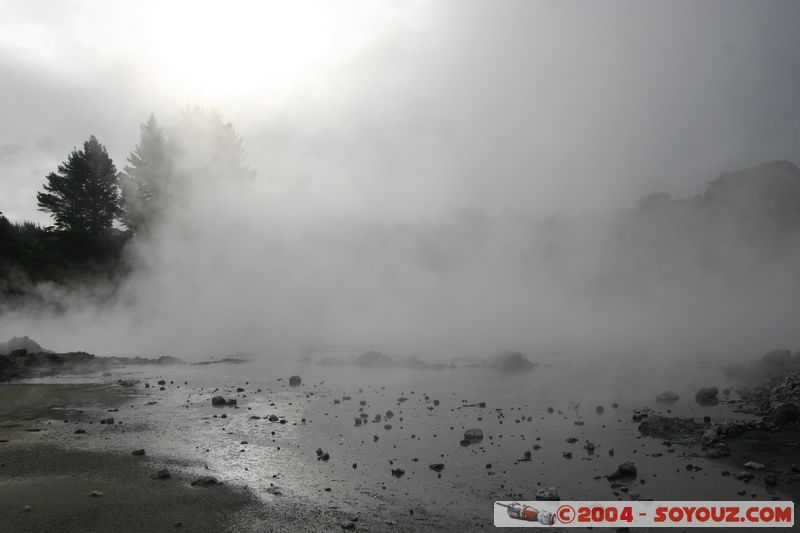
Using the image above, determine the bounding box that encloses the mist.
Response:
[3,0,800,361]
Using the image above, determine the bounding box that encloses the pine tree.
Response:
[119,115,172,232]
[170,106,254,185]
[36,136,120,234]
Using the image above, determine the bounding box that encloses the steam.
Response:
[2,2,800,360]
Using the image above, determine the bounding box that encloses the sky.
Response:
[2,0,800,225]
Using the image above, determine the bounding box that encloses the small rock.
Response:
[607,462,637,481]
[534,486,560,501]
[191,476,221,486]
[464,428,483,442]
[151,469,171,480]
[744,462,765,470]
[211,396,226,406]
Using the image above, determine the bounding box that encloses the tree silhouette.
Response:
[119,115,172,233]
[37,136,120,234]
[170,106,254,185]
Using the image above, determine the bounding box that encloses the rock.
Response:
[744,461,765,470]
[764,473,778,486]
[151,469,171,480]
[464,428,483,442]
[132,449,145,456]
[562,451,572,459]
[341,522,356,530]
[767,402,800,426]
[226,398,237,406]
[762,349,792,370]
[534,486,560,501]
[607,462,637,481]
[236,387,245,393]
[489,351,537,372]
[100,417,114,425]
[0,336,48,355]
[211,396,226,406]
[596,405,604,414]
[191,476,221,486]
[318,450,330,461]
[289,375,302,387]
[89,491,103,497]
[268,414,279,422]
[736,471,754,481]
[429,463,445,472]
[638,415,704,445]
[695,387,719,406]
[74,429,86,434]
[656,391,680,404]
[157,380,166,386]
[391,468,405,478]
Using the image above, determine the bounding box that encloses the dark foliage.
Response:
[36,136,121,234]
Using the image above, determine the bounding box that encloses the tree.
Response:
[119,115,172,233]
[36,136,120,234]
[169,106,254,185]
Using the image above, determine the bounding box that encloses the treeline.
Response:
[0,106,252,305]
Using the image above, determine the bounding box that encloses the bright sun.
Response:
[144,0,389,99]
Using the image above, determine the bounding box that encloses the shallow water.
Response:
[14,352,786,527]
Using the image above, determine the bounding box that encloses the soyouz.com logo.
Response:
[493,501,794,527]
